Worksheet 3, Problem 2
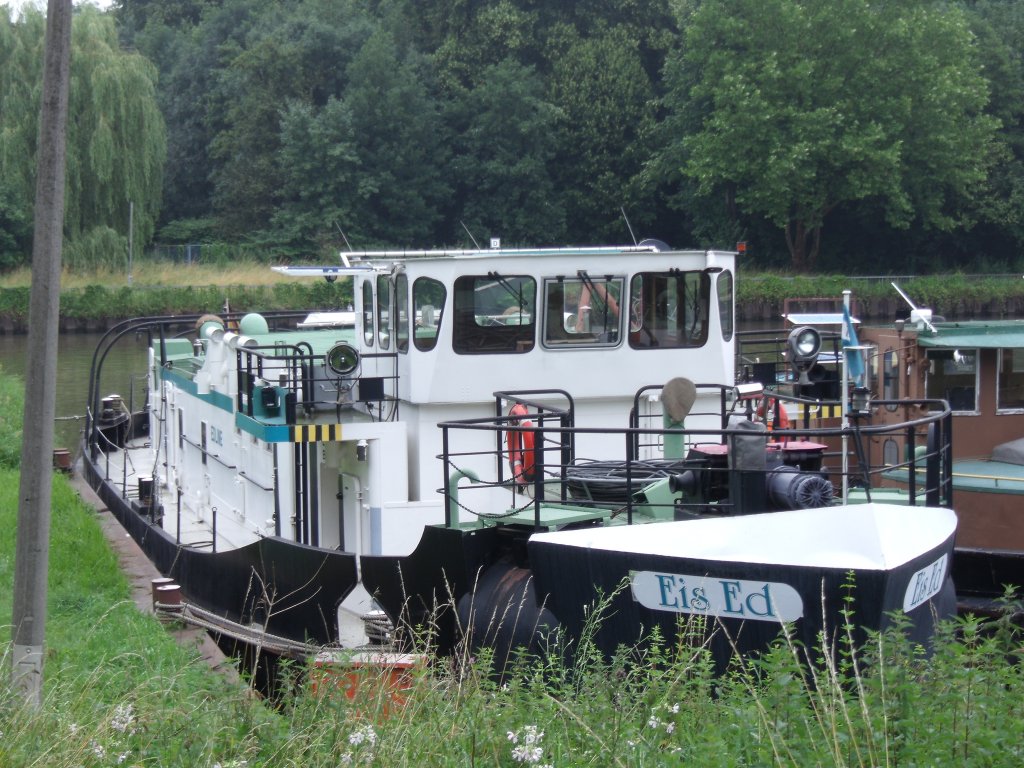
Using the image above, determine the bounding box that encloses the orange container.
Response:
[310,651,425,716]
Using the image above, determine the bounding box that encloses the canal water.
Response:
[0,331,149,454]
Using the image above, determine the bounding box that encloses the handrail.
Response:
[437,393,953,530]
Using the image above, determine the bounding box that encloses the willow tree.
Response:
[0,6,165,271]
[0,8,45,269]
[64,7,165,269]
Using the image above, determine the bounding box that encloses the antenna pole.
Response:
[460,221,481,250]
[621,207,638,246]
[334,222,354,252]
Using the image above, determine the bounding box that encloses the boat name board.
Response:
[902,553,948,613]
[630,571,804,623]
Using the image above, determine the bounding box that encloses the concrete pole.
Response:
[10,0,73,708]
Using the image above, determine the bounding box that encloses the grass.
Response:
[3,365,1024,765]
[0,260,287,290]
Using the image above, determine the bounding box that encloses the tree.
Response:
[273,96,360,251]
[0,7,165,271]
[206,0,374,240]
[547,25,659,242]
[664,0,999,271]
[951,0,1024,264]
[340,29,451,246]
[449,59,565,244]
[63,7,166,265]
[0,7,45,268]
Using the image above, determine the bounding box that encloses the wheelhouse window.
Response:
[361,281,374,346]
[376,274,391,350]
[413,277,446,351]
[452,275,535,355]
[717,271,734,342]
[925,348,977,412]
[998,348,1024,411]
[395,273,409,353]
[542,275,623,348]
[882,349,900,411]
[628,271,710,349]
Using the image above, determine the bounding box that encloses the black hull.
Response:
[952,546,1024,615]
[82,448,358,646]
[361,525,506,655]
[529,533,956,670]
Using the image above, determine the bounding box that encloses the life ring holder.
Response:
[506,403,536,486]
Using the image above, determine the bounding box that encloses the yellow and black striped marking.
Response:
[290,424,343,443]
[792,403,842,420]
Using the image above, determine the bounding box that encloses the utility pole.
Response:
[10,0,73,708]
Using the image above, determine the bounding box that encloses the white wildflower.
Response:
[509,725,548,764]
[91,741,106,759]
[669,703,680,714]
[111,702,136,734]
[117,752,131,764]
[665,722,676,734]
[647,715,661,729]
[522,725,543,745]
[347,723,378,747]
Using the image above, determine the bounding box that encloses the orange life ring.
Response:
[506,404,536,484]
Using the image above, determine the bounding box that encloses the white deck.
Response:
[530,503,957,569]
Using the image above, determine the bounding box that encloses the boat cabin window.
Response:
[717,271,734,342]
[925,348,977,412]
[997,348,1024,412]
[395,273,409,353]
[452,275,535,354]
[628,271,710,349]
[542,276,623,347]
[413,277,445,351]
[361,282,374,347]
[883,349,899,411]
[376,274,391,350]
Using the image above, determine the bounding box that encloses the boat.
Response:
[81,242,958,669]
[856,300,1024,613]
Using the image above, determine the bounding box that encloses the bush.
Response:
[63,226,128,272]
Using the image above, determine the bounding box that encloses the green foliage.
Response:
[449,59,566,243]
[549,24,659,242]
[155,217,218,243]
[0,285,29,322]
[0,368,23,468]
[0,7,165,272]
[47,280,349,320]
[661,0,999,271]
[0,181,31,271]
[340,28,452,247]
[61,225,127,272]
